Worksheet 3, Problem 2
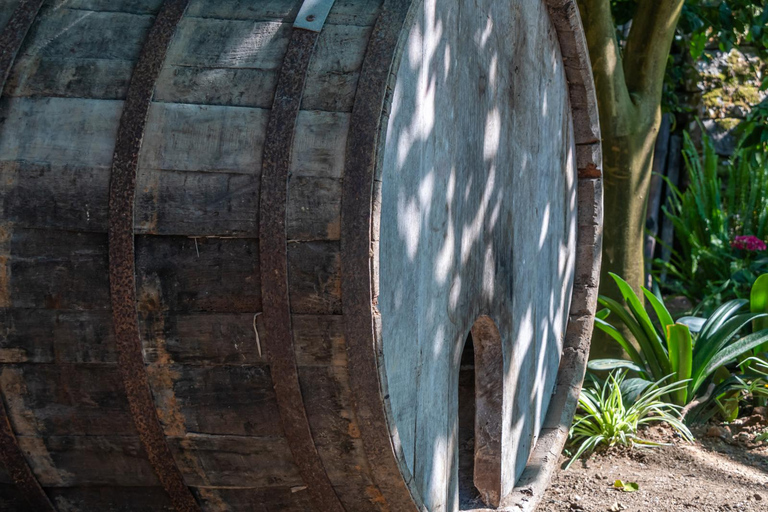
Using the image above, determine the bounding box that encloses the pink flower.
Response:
[731,235,767,252]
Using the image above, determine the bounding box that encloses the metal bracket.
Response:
[294,0,336,32]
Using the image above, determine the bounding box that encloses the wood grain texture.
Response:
[0,0,602,510]
[340,0,422,510]
[105,1,199,510]
[258,21,344,512]
[376,0,579,509]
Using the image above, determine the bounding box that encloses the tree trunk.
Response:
[576,0,684,359]
[593,110,661,359]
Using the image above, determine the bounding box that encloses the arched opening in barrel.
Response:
[458,315,503,509]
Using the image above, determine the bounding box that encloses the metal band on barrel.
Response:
[340,0,422,510]
[0,2,56,510]
[259,1,345,510]
[107,1,200,511]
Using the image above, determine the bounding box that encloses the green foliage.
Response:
[753,274,768,351]
[739,96,768,160]
[687,357,768,423]
[593,273,768,406]
[611,1,768,114]
[566,370,693,469]
[655,130,768,312]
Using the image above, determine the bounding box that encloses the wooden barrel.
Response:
[0,0,602,511]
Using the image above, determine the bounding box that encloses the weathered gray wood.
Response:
[376,1,577,510]
[46,486,174,512]
[0,364,137,436]
[0,229,262,312]
[0,161,260,236]
[0,0,601,509]
[287,241,342,315]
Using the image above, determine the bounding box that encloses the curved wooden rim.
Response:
[345,0,602,510]
[0,2,56,510]
[340,0,423,510]
[258,26,346,512]
[107,2,200,511]
[503,0,602,510]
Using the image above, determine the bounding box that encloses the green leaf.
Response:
[692,313,767,384]
[751,274,768,341]
[596,308,611,321]
[593,318,647,374]
[643,288,675,339]
[667,324,693,405]
[609,274,671,376]
[598,296,665,380]
[697,299,748,342]
[588,359,646,374]
[613,480,639,492]
[693,328,768,393]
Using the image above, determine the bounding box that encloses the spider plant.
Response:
[566,370,693,469]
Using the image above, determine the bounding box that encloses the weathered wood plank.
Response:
[0,364,136,436]
[287,241,341,315]
[1,229,264,312]
[298,365,373,488]
[287,177,341,241]
[0,97,121,167]
[169,434,303,488]
[0,483,27,512]
[12,434,308,489]
[17,435,160,487]
[0,162,260,236]
[139,102,268,174]
[0,363,282,438]
[43,0,164,15]
[146,364,282,437]
[46,486,174,512]
[141,312,262,365]
[290,111,350,178]
[292,314,346,367]
[0,309,264,365]
[135,235,261,313]
[190,486,314,512]
[0,309,348,367]
[20,9,154,61]
[4,229,111,310]
[184,0,381,26]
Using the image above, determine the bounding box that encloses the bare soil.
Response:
[541,420,768,512]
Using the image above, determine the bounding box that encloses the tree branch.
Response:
[576,0,635,133]
[623,0,685,108]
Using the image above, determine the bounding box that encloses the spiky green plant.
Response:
[655,130,768,313]
[593,273,768,406]
[566,371,693,469]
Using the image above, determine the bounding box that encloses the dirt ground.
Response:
[541,420,768,512]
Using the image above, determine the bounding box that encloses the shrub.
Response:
[655,130,768,314]
[566,370,693,469]
[592,273,768,406]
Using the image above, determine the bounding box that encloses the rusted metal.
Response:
[0,3,55,510]
[259,27,345,512]
[0,0,44,87]
[0,396,55,511]
[339,0,422,510]
[107,1,200,512]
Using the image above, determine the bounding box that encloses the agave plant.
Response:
[566,370,693,469]
[591,273,768,406]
